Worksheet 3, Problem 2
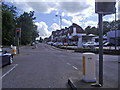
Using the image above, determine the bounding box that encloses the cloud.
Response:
[71,16,84,26]
[62,19,72,26]
[56,2,90,15]
[11,1,91,16]
[13,2,57,13]
[49,23,60,31]
[35,21,51,38]
[84,21,98,28]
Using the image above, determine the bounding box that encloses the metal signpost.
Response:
[16,28,21,54]
[92,1,116,87]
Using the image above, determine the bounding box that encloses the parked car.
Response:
[69,42,77,46]
[0,47,13,67]
[69,42,73,46]
[82,42,96,48]
[63,43,68,46]
[47,41,53,45]
[95,41,107,47]
[53,42,63,46]
[104,42,112,46]
[73,42,77,46]
[31,42,35,46]
[35,41,39,44]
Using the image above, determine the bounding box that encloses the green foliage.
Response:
[16,11,39,45]
[85,20,120,36]
[0,3,2,45]
[2,3,39,45]
[2,3,16,45]
[39,37,43,43]
[85,26,98,35]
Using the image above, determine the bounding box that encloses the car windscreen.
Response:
[0,47,2,52]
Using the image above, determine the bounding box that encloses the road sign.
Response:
[16,28,21,38]
[95,0,116,15]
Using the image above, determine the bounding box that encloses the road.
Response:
[2,43,119,88]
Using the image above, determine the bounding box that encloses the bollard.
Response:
[82,53,96,82]
[12,46,16,55]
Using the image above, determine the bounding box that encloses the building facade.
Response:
[50,23,86,44]
[107,30,120,45]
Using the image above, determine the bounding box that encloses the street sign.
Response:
[95,0,116,15]
[16,28,21,54]
[16,28,21,38]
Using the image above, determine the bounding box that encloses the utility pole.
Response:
[115,8,117,50]
[98,14,103,86]
[55,15,62,29]
[16,28,21,54]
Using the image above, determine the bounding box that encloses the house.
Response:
[107,30,120,45]
[50,23,86,44]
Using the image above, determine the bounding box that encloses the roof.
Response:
[88,34,96,37]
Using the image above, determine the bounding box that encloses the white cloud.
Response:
[62,19,72,26]
[71,16,84,26]
[49,23,60,31]
[84,21,98,28]
[12,1,91,15]
[103,14,115,22]
[35,21,51,38]
[56,2,90,15]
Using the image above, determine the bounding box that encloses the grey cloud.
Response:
[57,2,90,14]
[13,1,90,15]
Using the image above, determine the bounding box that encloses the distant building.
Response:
[50,23,86,44]
[93,36,107,42]
[107,30,120,45]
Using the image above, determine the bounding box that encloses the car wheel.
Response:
[9,56,13,65]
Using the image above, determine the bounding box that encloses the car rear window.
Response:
[0,47,2,52]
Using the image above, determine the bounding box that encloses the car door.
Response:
[2,54,9,66]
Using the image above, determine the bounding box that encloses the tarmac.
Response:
[67,74,119,90]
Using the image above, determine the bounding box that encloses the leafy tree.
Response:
[85,26,91,35]
[2,3,17,45]
[103,21,111,35]
[0,3,2,45]
[16,11,39,45]
[85,26,98,35]
[39,37,43,43]
[85,20,120,36]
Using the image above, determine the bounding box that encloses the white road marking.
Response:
[1,64,18,79]
[67,63,71,66]
[72,66,78,70]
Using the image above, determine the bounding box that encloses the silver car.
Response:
[0,47,13,67]
[83,42,96,48]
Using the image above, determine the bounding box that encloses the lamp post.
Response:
[115,8,117,50]
[55,15,62,29]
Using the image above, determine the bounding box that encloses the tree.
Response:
[2,3,17,45]
[85,20,120,36]
[85,26,91,35]
[85,26,98,35]
[16,11,39,45]
[39,37,43,43]
[0,3,2,45]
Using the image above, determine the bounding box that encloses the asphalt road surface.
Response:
[2,43,119,88]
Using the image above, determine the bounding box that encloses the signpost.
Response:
[16,28,21,54]
[92,0,116,87]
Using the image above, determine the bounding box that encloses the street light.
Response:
[115,7,117,50]
[55,15,62,29]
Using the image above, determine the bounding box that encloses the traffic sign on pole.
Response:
[16,28,21,38]
[92,0,116,87]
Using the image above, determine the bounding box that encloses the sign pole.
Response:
[98,13,103,86]
[17,37,19,54]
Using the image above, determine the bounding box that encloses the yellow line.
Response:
[83,56,85,76]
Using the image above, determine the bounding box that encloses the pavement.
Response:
[1,43,119,89]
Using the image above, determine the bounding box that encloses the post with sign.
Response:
[92,0,116,87]
[16,28,21,54]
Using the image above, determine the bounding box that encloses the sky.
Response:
[3,0,120,39]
